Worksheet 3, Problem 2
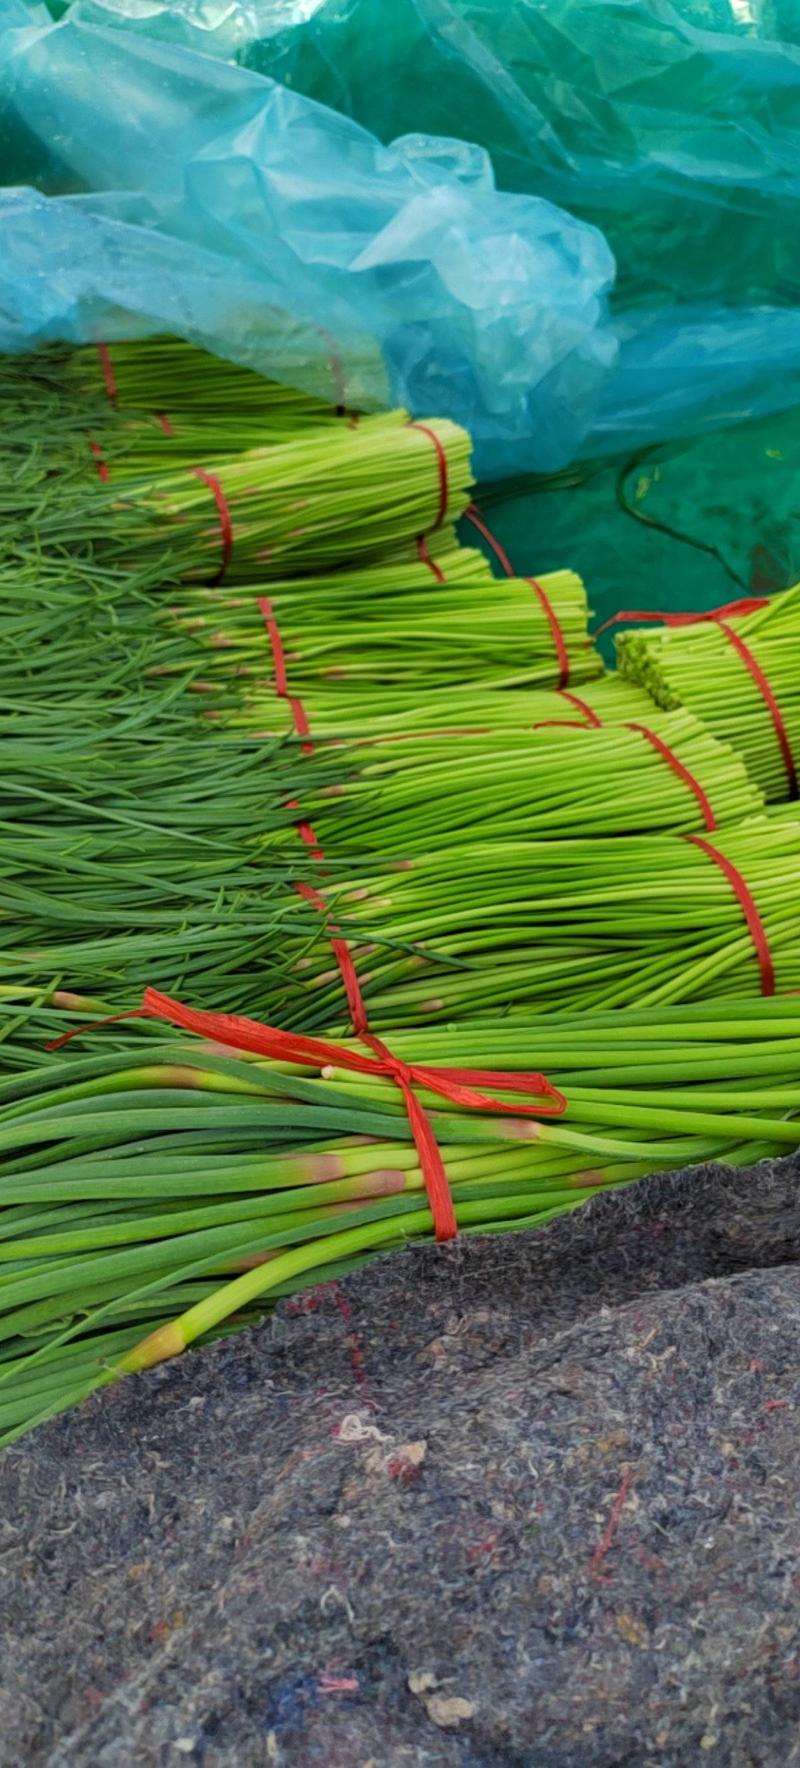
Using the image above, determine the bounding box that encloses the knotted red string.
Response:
[464,505,571,689]
[47,992,567,1245]
[153,990,565,1241]
[141,988,565,1111]
[685,834,775,995]
[595,601,796,800]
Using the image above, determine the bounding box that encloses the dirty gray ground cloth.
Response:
[2,1156,800,1767]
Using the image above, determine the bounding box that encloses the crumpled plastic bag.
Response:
[60,0,800,303]
[8,0,800,473]
[0,8,616,477]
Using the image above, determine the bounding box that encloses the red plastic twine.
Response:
[192,468,233,585]
[407,422,449,531]
[259,592,392,1040]
[532,688,602,729]
[97,349,227,579]
[85,342,118,479]
[90,341,177,475]
[464,504,571,689]
[132,989,567,1250]
[627,723,717,832]
[408,421,449,566]
[416,534,446,583]
[87,438,110,484]
[531,696,717,830]
[557,689,602,726]
[596,601,797,801]
[685,834,775,995]
[259,596,312,752]
[46,985,567,1249]
[717,618,797,800]
[97,342,118,404]
[256,596,566,1240]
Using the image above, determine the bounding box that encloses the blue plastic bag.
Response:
[0,10,616,477]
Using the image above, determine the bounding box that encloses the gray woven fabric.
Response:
[2,1156,800,1767]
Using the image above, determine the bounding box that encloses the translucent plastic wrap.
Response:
[7,1,800,472]
[50,0,800,458]
[62,0,800,302]
[0,10,615,477]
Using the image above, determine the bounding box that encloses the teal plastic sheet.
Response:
[5,1,800,475]
[0,8,615,477]
[58,0,800,299]
[468,408,800,652]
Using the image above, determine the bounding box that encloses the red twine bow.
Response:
[50,989,567,1243]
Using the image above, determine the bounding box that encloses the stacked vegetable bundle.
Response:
[617,586,800,803]
[9,541,779,1035]
[293,712,762,853]
[2,995,800,1445]
[164,540,600,698]
[277,817,800,1030]
[0,338,354,496]
[4,338,603,698]
[6,338,800,1047]
[5,333,800,1445]
[158,506,798,1035]
[1,338,474,587]
[1,699,337,1019]
[1,342,604,1037]
[14,720,787,1036]
[18,412,470,578]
